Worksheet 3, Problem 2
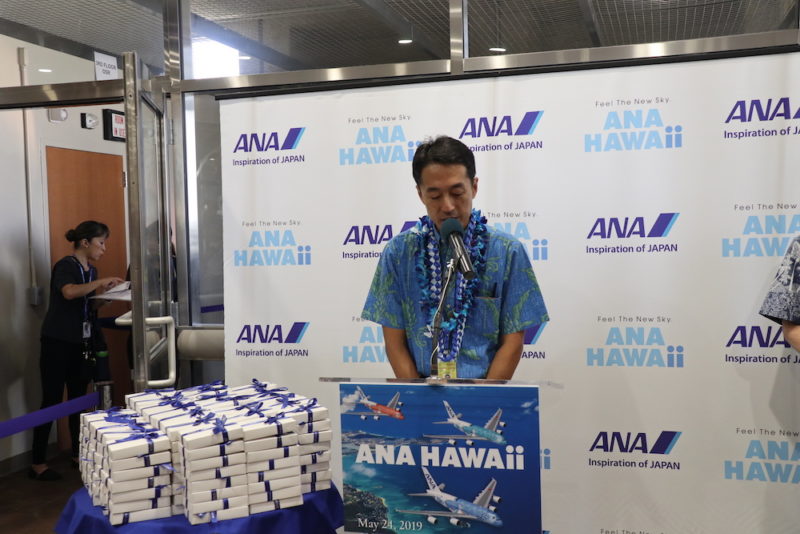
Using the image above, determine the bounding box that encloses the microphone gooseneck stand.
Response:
[428,258,457,381]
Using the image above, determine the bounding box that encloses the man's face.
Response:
[417,163,478,231]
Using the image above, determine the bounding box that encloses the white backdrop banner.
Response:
[221,52,800,533]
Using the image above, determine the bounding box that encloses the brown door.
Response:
[45,146,130,450]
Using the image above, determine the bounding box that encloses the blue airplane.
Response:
[423,400,507,446]
[396,466,502,528]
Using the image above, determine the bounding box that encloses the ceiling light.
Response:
[38,68,52,73]
[490,0,506,54]
[398,24,414,45]
[239,56,251,60]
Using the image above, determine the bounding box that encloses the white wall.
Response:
[0,34,125,466]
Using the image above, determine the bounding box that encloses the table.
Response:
[55,486,343,533]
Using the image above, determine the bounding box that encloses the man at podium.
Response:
[361,136,548,380]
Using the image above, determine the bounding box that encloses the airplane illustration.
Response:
[397,466,502,528]
[423,400,506,445]
[344,386,405,420]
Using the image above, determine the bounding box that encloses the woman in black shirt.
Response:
[30,220,123,481]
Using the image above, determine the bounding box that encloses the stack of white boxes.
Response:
[78,379,332,526]
[79,409,174,525]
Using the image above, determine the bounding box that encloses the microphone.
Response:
[440,218,476,280]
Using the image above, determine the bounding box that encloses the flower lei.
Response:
[415,209,488,364]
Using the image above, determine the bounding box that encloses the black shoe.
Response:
[28,467,62,481]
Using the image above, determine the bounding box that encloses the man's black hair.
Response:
[412,136,476,185]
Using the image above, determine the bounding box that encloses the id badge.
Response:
[82,321,92,339]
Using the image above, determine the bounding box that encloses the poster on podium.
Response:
[339,382,540,533]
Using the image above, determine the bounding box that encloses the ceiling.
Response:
[0,0,796,76]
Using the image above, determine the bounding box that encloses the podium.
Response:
[322,378,541,533]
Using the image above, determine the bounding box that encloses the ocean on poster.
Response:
[340,383,541,533]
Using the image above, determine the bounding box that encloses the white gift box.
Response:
[249,495,304,514]
[240,417,298,441]
[187,484,248,504]
[246,475,300,494]
[187,505,249,525]
[296,418,331,434]
[106,433,171,460]
[245,446,298,463]
[106,474,171,494]
[246,465,301,483]
[105,450,171,472]
[185,452,246,474]
[297,430,332,445]
[300,461,329,475]
[246,455,300,473]
[89,421,142,441]
[157,406,250,433]
[108,496,171,515]
[104,463,173,482]
[184,439,245,461]
[282,405,329,424]
[180,421,245,450]
[227,382,285,395]
[300,451,331,465]
[109,505,173,526]
[301,470,332,484]
[188,495,248,515]
[106,484,172,503]
[302,480,331,493]
[188,463,246,481]
[298,443,330,455]
[125,388,176,404]
[186,475,248,493]
[248,485,302,505]
[243,433,298,452]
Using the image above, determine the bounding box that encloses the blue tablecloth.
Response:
[55,486,343,533]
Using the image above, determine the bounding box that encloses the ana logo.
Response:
[339,125,421,166]
[587,327,684,368]
[233,229,312,267]
[586,213,679,255]
[343,325,387,364]
[725,98,800,123]
[727,326,790,348]
[590,430,681,454]
[343,221,417,246]
[232,127,305,153]
[587,213,678,239]
[236,322,309,344]
[725,439,800,484]
[585,108,683,152]
[459,111,543,139]
[522,323,546,360]
[722,214,800,257]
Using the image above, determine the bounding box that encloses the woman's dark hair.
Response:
[412,136,476,185]
[65,220,109,248]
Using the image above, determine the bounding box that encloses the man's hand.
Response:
[383,326,421,379]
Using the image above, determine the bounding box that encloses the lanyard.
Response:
[69,256,93,323]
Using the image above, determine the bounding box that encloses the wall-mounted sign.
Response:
[102,109,125,142]
[93,51,119,81]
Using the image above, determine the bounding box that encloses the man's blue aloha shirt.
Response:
[361,225,549,378]
[760,235,800,325]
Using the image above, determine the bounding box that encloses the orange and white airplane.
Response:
[345,385,405,420]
